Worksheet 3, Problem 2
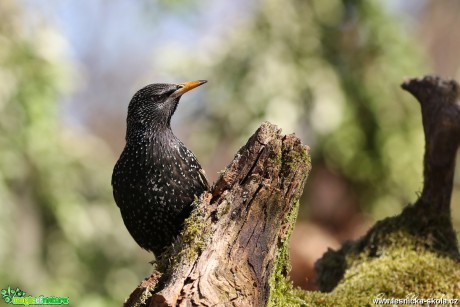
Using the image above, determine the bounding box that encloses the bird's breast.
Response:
[112,141,205,211]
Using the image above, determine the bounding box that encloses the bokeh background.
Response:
[1,0,459,305]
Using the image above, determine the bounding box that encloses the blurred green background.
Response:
[1,0,459,305]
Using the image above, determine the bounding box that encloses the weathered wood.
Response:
[401,76,460,212]
[125,122,311,306]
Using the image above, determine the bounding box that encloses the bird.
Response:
[112,80,209,256]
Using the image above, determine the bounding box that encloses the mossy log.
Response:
[124,122,311,306]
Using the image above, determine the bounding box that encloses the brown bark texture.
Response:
[125,122,311,307]
[401,75,460,212]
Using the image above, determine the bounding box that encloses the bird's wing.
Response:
[198,168,210,190]
[175,142,210,191]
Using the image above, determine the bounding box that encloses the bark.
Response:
[401,75,460,213]
[125,122,311,307]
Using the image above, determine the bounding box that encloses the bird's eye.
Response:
[152,90,174,104]
[152,95,166,103]
[161,88,177,96]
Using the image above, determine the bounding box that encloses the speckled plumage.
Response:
[112,81,209,256]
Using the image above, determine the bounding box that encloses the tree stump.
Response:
[125,122,311,307]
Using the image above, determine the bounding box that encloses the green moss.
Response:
[269,150,283,167]
[177,199,209,260]
[282,143,311,170]
[134,288,153,307]
[301,200,460,306]
[157,197,211,274]
[268,194,460,306]
[299,239,460,306]
[268,142,312,306]
[216,200,231,219]
[268,201,309,307]
[335,243,460,298]
[317,199,459,289]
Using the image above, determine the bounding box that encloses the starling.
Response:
[112,80,209,256]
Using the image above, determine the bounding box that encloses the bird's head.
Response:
[126,80,207,138]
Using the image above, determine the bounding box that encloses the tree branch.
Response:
[401,76,460,212]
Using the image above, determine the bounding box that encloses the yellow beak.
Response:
[175,80,207,96]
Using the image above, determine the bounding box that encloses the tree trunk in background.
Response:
[316,75,460,295]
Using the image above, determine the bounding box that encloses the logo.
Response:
[1,287,69,305]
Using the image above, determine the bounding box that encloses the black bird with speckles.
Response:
[112,80,209,256]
